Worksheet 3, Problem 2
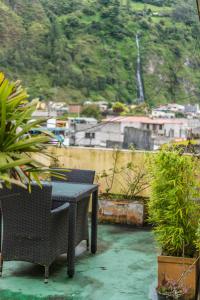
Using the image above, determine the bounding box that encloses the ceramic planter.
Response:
[98,198,145,226]
[158,256,199,300]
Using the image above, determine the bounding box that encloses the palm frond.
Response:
[0,72,55,188]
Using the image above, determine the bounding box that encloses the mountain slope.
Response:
[0,0,199,105]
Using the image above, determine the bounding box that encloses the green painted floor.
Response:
[0,225,157,300]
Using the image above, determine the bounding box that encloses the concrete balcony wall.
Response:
[47,146,151,196]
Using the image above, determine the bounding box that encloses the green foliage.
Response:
[81,104,101,119]
[148,149,200,257]
[0,72,52,188]
[172,0,197,25]
[133,0,175,6]
[131,103,150,115]
[196,221,200,251]
[157,278,188,299]
[0,0,199,105]
[112,101,128,113]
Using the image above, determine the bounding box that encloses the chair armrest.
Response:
[0,193,20,200]
[51,202,70,215]
[50,202,69,244]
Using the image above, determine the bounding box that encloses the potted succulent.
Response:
[148,149,200,299]
[0,72,54,189]
[97,150,149,226]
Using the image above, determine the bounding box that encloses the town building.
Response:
[184,104,200,115]
[76,116,200,150]
[68,104,83,115]
[152,103,200,118]
[83,101,108,112]
[69,117,98,147]
[32,110,57,119]
[151,109,175,119]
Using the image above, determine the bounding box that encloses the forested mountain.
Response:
[0,0,199,105]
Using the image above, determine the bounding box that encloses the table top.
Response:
[52,182,98,202]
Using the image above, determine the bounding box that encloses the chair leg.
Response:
[0,254,3,277]
[86,239,89,251]
[67,248,75,278]
[67,268,75,278]
[44,266,49,284]
[67,202,76,278]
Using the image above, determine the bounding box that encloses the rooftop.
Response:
[103,116,188,125]
[0,224,157,300]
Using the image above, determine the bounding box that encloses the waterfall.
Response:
[136,34,145,103]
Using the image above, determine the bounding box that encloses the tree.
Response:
[172,0,197,25]
[131,103,150,115]
[112,102,128,114]
[81,104,101,120]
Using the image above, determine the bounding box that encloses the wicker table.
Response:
[52,182,99,277]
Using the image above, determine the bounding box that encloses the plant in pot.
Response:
[0,72,55,188]
[196,221,200,251]
[148,149,200,299]
[97,150,149,226]
[157,277,189,300]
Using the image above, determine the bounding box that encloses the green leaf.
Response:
[0,158,32,171]
[5,136,50,152]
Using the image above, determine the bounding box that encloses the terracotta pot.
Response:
[98,199,144,226]
[158,256,199,300]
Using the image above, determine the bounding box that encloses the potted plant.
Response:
[157,277,189,300]
[196,221,200,251]
[97,150,149,226]
[148,149,200,299]
[0,72,54,188]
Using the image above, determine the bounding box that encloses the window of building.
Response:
[85,132,95,139]
[159,125,163,130]
[170,129,174,138]
[146,124,150,130]
[153,124,156,130]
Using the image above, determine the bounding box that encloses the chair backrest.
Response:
[0,183,52,240]
[52,168,95,184]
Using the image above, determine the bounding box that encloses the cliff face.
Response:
[0,0,199,105]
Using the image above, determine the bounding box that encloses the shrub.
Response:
[112,101,128,114]
[148,149,200,257]
[81,104,101,120]
[196,221,200,251]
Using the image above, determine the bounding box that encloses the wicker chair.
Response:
[52,169,95,248]
[0,183,70,283]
